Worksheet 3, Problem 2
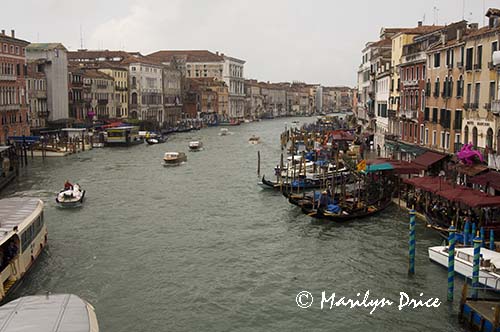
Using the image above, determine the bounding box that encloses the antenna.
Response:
[483,0,486,26]
[462,0,465,20]
[433,6,440,25]
[79,25,84,49]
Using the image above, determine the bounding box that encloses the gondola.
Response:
[301,198,392,223]
[56,184,85,208]
[259,175,322,190]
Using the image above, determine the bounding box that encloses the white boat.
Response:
[219,128,229,136]
[0,198,47,301]
[428,245,500,290]
[56,183,85,208]
[188,141,203,151]
[249,135,260,144]
[163,152,187,166]
[92,142,104,148]
[0,294,99,332]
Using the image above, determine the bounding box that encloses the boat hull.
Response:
[56,190,85,208]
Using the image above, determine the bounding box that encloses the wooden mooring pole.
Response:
[257,151,261,177]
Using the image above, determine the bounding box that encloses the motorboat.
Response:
[249,135,260,144]
[219,128,229,136]
[163,152,187,166]
[56,183,85,208]
[188,141,203,151]
[92,142,104,148]
[146,136,167,145]
[429,246,500,290]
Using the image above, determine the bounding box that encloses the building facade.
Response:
[26,60,48,131]
[0,30,29,142]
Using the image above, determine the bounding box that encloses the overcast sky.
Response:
[3,0,497,86]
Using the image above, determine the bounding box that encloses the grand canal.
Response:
[5,118,466,331]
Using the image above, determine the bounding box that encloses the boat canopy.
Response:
[471,170,500,191]
[0,294,98,332]
[164,152,179,157]
[412,151,447,170]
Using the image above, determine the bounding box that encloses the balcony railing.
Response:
[0,104,20,111]
[0,74,16,81]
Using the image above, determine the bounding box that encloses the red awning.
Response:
[403,176,453,193]
[412,151,447,169]
[470,171,500,191]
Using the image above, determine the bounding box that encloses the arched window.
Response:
[472,127,478,148]
[435,77,440,97]
[131,77,137,88]
[131,92,137,105]
[443,77,448,97]
[449,77,453,98]
[464,125,469,144]
[497,129,500,154]
[487,128,493,149]
[415,90,419,110]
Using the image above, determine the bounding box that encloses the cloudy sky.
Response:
[3,0,496,86]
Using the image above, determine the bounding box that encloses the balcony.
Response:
[0,104,20,111]
[98,99,108,105]
[115,86,128,91]
[457,62,463,68]
[34,90,47,99]
[492,100,500,115]
[0,74,16,81]
[37,111,49,118]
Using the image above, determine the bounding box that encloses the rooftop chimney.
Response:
[418,21,423,27]
[10,30,14,38]
[216,51,219,55]
[0,30,4,36]
[469,23,479,30]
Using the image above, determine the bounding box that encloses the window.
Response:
[432,130,437,146]
[487,128,494,149]
[425,128,429,145]
[493,41,498,58]
[432,108,438,123]
[464,126,469,144]
[466,83,472,104]
[426,79,431,96]
[454,110,463,130]
[460,46,465,64]
[434,53,440,67]
[466,47,473,70]
[416,67,420,80]
[490,81,496,102]
[434,78,440,97]
[474,83,480,105]
[477,45,483,69]
[457,75,464,97]
[441,132,446,148]
[424,107,430,121]
[472,127,478,148]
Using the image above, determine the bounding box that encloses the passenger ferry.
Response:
[0,294,99,331]
[104,126,144,146]
[0,198,47,301]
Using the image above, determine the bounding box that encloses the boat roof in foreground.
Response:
[0,198,42,245]
[0,294,95,332]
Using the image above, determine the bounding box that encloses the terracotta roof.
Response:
[67,50,131,61]
[82,69,113,80]
[27,43,67,51]
[464,25,500,39]
[400,25,444,35]
[146,50,224,63]
[412,151,447,169]
[370,38,392,48]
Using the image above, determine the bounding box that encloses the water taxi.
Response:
[0,197,47,301]
[429,246,500,290]
[249,135,260,144]
[188,141,203,151]
[219,128,229,136]
[56,183,85,208]
[163,152,187,166]
[0,294,99,331]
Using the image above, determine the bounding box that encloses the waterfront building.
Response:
[260,82,287,117]
[462,10,500,154]
[244,79,264,119]
[424,21,468,154]
[357,43,373,125]
[0,30,29,143]
[0,197,46,301]
[98,65,128,119]
[26,43,69,126]
[26,60,48,132]
[67,65,91,124]
[82,69,115,121]
[162,65,183,126]
[222,54,245,119]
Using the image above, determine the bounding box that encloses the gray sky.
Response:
[3,0,497,86]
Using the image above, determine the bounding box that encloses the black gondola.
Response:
[301,198,392,223]
[146,136,168,145]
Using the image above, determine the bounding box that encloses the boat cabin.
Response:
[104,126,143,146]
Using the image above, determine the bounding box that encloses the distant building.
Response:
[81,69,115,121]
[26,60,48,131]
[26,43,69,125]
[67,65,91,124]
[0,29,30,142]
[162,66,183,126]
[97,66,128,119]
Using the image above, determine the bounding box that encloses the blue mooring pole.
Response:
[490,229,495,251]
[447,224,456,301]
[409,209,416,275]
[472,233,482,299]
[481,227,485,248]
[471,223,477,246]
[464,220,470,246]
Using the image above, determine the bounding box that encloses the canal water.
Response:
[5,118,467,332]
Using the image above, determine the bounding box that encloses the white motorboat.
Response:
[188,141,203,151]
[56,183,85,208]
[163,152,187,166]
[92,142,104,148]
[428,245,500,290]
[219,128,229,136]
[249,135,260,144]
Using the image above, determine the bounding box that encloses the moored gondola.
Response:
[301,198,392,223]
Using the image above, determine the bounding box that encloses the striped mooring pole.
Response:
[472,233,482,299]
[408,208,416,275]
[481,227,485,248]
[490,229,495,251]
[447,224,456,301]
[471,223,477,246]
[464,220,470,246]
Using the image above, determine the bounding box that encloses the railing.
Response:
[0,104,20,111]
[0,74,16,81]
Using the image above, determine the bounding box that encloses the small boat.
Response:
[0,294,99,331]
[92,142,104,148]
[146,136,167,145]
[56,183,85,208]
[301,198,392,222]
[189,141,203,151]
[429,246,500,291]
[249,135,260,144]
[219,128,229,136]
[163,152,187,166]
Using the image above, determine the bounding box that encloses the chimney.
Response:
[469,23,479,30]
[457,29,462,41]
[418,21,423,27]
[11,30,14,38]
[216,51,219,56]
